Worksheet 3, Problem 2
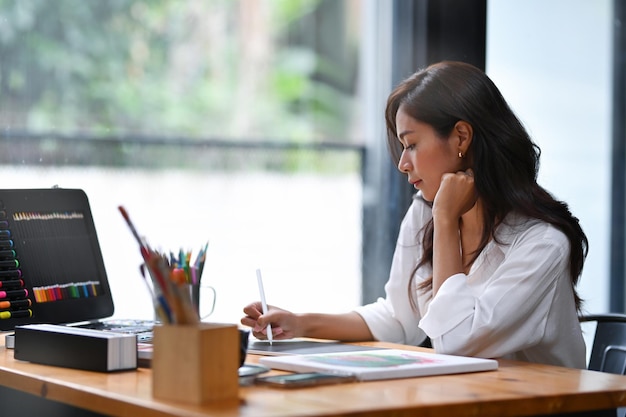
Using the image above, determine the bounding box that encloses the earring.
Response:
[458,151,463,158]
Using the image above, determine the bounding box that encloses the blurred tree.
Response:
[0,0,361,143]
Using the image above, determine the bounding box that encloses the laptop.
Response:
[0,188,154,341]
[0,188,380,369]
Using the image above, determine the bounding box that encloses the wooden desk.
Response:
[1,335,626,417]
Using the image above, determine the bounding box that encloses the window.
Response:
[0,0,368,322]
[487,0,613,316]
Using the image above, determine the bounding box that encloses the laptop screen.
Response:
[0,188,114,330]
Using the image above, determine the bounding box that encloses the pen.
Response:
[118,206,145,248]
[256,268,273,345]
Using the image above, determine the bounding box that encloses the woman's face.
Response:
[395,106,463,202]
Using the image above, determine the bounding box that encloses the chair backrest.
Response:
[580,313,626,374]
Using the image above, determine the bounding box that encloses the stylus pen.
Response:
[256,268,273,345]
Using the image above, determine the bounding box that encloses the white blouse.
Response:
[354,193,586,369]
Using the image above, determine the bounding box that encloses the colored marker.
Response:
[0,239,13,249]
[0,279,24,289]
[0,269,21,278]
[0,250,16,259]
[0,289,28,299]
[0,299,31,309]
[0,259,18,268]
[0,309,32,319]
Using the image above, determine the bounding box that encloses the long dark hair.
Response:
[384,61,588,312]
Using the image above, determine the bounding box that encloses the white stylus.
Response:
[256,268,273,345]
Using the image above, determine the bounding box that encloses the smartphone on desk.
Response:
[256,372,357,388]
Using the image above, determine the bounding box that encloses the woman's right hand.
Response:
[241,301,300,340]
[432,168,477,222]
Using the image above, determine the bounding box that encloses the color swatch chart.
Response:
[0,204,31,320]
[9,210,104,308]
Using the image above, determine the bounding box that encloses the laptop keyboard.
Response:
[73,319,155,342]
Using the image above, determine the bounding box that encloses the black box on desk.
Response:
[14,324,137,372]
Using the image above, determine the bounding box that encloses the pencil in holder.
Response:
[152,323,239,404]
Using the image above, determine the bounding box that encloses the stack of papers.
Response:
[259,348,498,381]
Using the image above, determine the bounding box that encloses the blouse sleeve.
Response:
[353,195,430,346]
[418,220,571,359]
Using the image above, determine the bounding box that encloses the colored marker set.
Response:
[0,206,32,320]
[32,281,103,303]
[118,206,209,325]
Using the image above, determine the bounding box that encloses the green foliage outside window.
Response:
[0,0,361,146]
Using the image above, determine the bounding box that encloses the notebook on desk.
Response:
[0,188,154,341]
[260,349,499,381]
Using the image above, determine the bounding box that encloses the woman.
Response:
[241,61,589,368]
